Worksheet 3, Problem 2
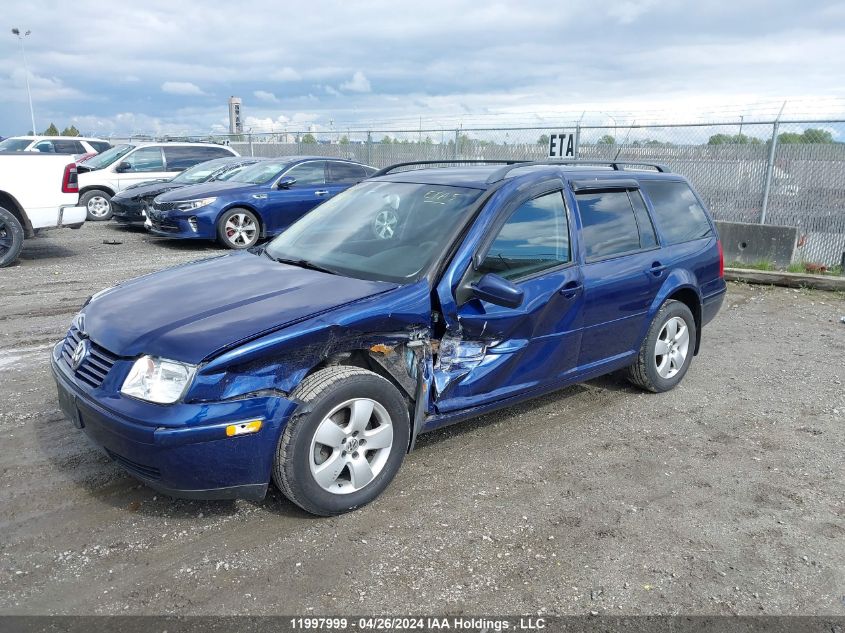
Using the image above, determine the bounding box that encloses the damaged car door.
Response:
[433,185,584,413]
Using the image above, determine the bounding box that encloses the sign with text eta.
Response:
[548,133,576,158]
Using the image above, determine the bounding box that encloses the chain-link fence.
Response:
[113,119,845,266]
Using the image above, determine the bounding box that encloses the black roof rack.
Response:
[485,160,671,184]
[372,159,526,178]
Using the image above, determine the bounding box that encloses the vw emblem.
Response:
[346,437,360,452]
[71,339,90,370]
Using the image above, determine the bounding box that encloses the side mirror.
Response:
[115,161,131,173]
[277,176,297,189]
[469,273,524,309]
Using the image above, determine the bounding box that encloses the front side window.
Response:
[642,181,714,244]
[228,159,293,185]
[577,190,642,261]
[284,161,327,186]
[477,191,570,281]
[32,141,55,153]
[83,144,134,170]
[122,147,164,172]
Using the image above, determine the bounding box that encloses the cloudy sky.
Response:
[1,0,844,138]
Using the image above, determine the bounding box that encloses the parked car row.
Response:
[77,141,239,220]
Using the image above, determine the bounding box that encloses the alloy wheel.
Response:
[654,316,690,379]
[225,213,257,246]
[308,398,394,495]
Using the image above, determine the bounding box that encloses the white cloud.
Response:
[161,81,206,96]
[324,85,342,97]
[270,67,301,82]
[340,71,371,93]
[253,90,280,103]
[0,68,85,103]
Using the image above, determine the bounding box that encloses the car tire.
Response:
[81,189,113,221]
[273,366,410,516]
[217,208,260,249]
[0,207,25,268]
[627,299,697,393]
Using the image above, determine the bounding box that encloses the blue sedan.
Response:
[146,156,376,248]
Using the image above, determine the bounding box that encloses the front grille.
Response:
[61,326,119,388]
[105,448,161,480]
[152,200,178,212]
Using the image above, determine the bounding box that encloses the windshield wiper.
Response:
[263,251,338,275]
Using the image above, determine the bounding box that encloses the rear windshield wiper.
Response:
[263,251,338,275]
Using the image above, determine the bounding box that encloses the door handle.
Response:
[314,190,329,196]
[649,262,667,276]
[559,281,582,298]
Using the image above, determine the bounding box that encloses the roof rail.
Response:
[372,159,527,178]
[485,160,671,184]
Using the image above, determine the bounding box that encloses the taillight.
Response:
[62,163,79,194]
[717,239,724,278]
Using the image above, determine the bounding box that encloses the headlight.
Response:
[121,356,197,404]
[175,197,217,211]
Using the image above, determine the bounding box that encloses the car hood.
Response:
[154,180,260,202]
[114,181,182,200]
[83,252,399,364]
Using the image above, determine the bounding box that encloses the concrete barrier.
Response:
[715,221,797,269]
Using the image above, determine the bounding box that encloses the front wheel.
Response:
[273,366,410,516]
[0,207,25,268]
[627,299,696,393]
[217,208,260,249]
[81,189,113,221]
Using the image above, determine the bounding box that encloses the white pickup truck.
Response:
[0,153,86,267]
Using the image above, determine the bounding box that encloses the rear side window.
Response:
[629,190,658,249]
[328,161,366,184]
[577,190,642,261]
[642,181,713,244]
[88,141,111,153]
[478,191,570,281]
[52,140,85,154]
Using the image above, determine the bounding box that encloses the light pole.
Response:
[11,28,36,135]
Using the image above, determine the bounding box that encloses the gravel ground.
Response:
[0,223,843,616]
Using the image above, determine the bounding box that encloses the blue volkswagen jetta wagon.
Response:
[52,159,726,516]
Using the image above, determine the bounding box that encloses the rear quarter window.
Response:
[642,180,713,245]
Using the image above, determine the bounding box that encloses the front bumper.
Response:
[111,198,146,225]
[146,212,215,239]
[50,342,298,500]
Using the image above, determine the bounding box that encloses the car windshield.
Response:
[171,158,236,184]
[264,181,484,283]
[227,158,292,184]
[0,138,33,151]
[82,144,134,170]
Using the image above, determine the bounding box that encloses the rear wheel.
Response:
[81,189,113,221]
[273,366,410,516]
[627,299,696,393]
[0,207,24,268]
[217,208,259,249]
